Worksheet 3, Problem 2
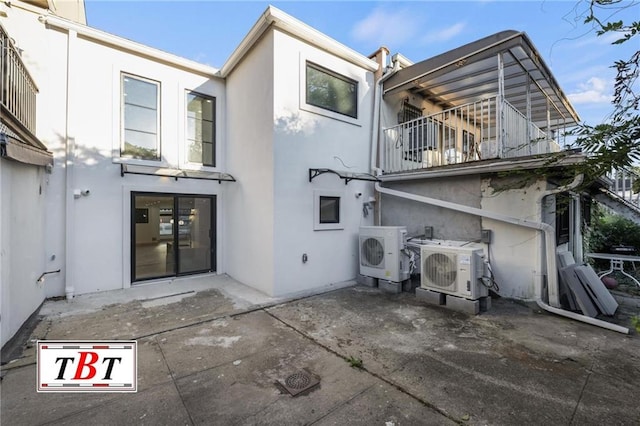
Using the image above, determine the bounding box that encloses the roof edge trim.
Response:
[219,5,379,77]
[39,14,220,77]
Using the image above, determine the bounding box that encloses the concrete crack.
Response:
[264,309,464,425]
[569,359,594,425]
[154,334,196,426]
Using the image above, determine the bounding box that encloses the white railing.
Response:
[382,97,558,174]
[1,24,38,135]
[608,168,640,208]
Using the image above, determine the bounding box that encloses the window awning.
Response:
[309,168,380,185]
[0,132,53,167]
[120,164,236,183]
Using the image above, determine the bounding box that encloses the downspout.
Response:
[370,58,400,225]
[532,176,626,333]
[370,58,400,173]
[375,179,629,334]
[64,29,77,300]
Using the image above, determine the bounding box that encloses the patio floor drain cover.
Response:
[278,370,320,396]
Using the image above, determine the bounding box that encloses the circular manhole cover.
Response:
[284,372,311,390]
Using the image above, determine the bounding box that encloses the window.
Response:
[319,196,340,224]
[306,62,357,118]
[314,190,344,230]
[555,194,571,245]
[399,102,425,162]
[122,74,160,160]
[186,92,215,166]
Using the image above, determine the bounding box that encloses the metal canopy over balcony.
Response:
[383,30,580,130]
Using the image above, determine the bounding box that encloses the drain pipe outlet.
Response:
[375,182,629,334]
[533,174,629,334]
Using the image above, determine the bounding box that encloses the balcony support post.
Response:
[497,52,505,158]
[546,97,551,147]
[526,74,532,155]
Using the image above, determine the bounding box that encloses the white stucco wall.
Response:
[0,161,48,347]
[381,174,547,301]
[63,35,226,295]
[5,8,227,298]
[225,31,276,296]
[0,5,63,345]
[271,30,375,296]
[480,178,545,300]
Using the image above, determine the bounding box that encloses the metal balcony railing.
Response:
[381,96,560,174]
[1,24,38,135]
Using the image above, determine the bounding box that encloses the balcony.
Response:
[1,23,40,146]
[380,30,580,176]
[0,24,50,166]
[382,96,561,174]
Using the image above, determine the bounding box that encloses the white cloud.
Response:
[421,22,467,44]
[568,77,613,104]
[351,7,421,47]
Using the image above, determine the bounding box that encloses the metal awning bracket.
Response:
[308,168,380,185]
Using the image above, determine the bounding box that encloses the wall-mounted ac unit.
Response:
[359,226,409,282]
[420,245,487,300]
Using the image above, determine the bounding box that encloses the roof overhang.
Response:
[384,30,580,129]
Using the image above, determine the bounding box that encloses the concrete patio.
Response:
[1,274,639,425]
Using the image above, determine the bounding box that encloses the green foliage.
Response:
[571,1,640,172]
[587,208,640,255]
[345,355,363,369]
[631,316,640,333]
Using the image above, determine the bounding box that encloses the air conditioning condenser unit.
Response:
[359,226,409,282]
[420,245,487,300]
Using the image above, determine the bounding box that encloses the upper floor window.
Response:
[121,74,160,160]
[186,92,215,167]
[305,62,357,119]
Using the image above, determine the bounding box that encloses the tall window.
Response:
[306,62,357,118]
[122,74,160,160]
[186,92,215,166]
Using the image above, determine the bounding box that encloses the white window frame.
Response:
[120,73,161,162]
[313,189,344,231]
[299,55,362,126]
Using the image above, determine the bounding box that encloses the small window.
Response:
[121,74,160,160]
[314,190,344,231]
[306,62,357,118]
[319,196,340,224]
[186,91,216,166]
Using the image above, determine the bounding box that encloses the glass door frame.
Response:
[131,192,216,283]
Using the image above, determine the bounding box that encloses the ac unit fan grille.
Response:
[361,237,384,268]
[423,252,457,289]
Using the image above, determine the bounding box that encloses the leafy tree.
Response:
[570,0,639,176]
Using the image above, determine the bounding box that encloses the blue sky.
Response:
[84,1,639,126]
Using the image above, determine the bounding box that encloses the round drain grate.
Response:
[284,372,311,390]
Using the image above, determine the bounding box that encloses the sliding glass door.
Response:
[132,193,216,282]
